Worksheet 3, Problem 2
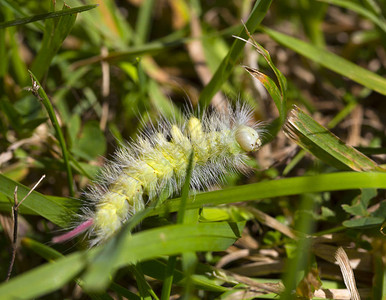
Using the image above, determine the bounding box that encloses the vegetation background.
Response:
[0,0,385,299]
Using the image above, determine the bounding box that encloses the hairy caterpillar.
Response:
[53,102,264,246]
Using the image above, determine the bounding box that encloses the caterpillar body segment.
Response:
[55,103,264,246]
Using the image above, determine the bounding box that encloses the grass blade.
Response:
[198,0,272,108]
[3,172,386,227]
[244,66,285,123]
[263,27,386,95]
[0,251,88,299]
[284,106,384,171]
[30,4,77,81]
[162,151,195,299]
[28,71,74,196]
[81,221,243,292]
[0,4,98,29]
[0,221,242,297]
[153,172,386,216]
[0,174,74,227]
[319,0,386,33]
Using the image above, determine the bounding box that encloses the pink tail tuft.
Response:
[52,219,94,244]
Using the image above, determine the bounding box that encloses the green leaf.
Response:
[0,4,98,29]
[372,201,386,219]
[284,106,384,171]
[343,216,384,228]
[342,189,377,217]
[263,27,386,96]
[200,207,234,222]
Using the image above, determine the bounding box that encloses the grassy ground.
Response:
[0,0,385,299]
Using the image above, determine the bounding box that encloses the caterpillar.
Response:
[53,102,264,246]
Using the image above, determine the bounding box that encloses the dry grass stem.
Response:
[6,175,46,281]
[335,247,361,300]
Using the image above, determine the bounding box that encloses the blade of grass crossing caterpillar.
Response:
[162,151,196,300]
[150,172,386,216]
[82,151,195,294]
[284,106,385,172]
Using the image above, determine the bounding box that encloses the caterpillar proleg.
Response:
[53,102,264,246]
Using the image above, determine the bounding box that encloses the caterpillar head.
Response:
[235,125,262,152]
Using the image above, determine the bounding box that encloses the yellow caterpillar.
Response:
[53,102,264,246]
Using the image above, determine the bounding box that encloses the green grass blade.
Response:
[319,0,386,33]
[81,31,188,65]
[241,29,287,100]
[0,4,98,29]
[131,265,158,300]
[29,71,74,196]
[281,197,316,299]
[244,66,284,123]
[0,0,45,31]
[3,172,386,227]
[80,189,170,291]
[162,151,195,300]
[372,252,385,300]
[109,282,141,300]
[22,238,118,300]
[134,0,155,45]
[4,171,386,225]
[198,0,272,108]
[81,221,243,292]
[0,250,88,299]
[284,106,384,171]
[2,6,29,84]
[30,5,77,81]
[22,238,63,261]
[263,27,386,95]
[141,260,228,292]
[0,221,242,297]
[152,172,386,216]
[0,173,74,227]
